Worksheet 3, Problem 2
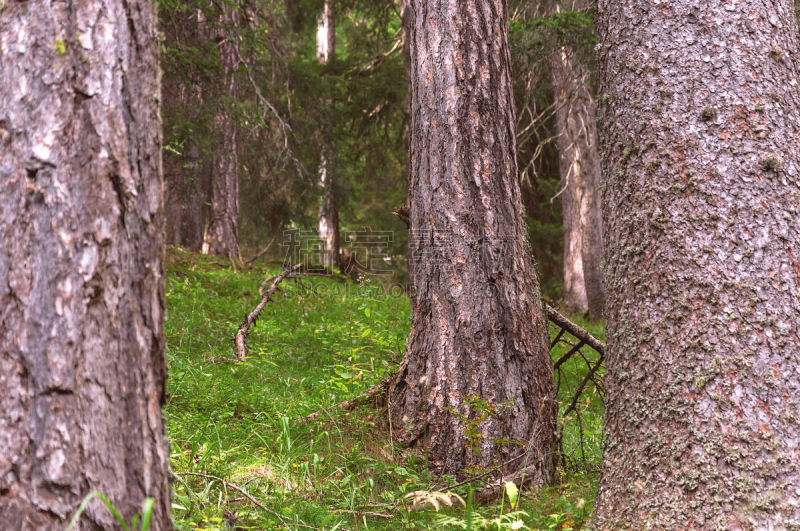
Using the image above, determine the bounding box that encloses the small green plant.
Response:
[67,491,154,531]
[447,394,514,463]
[55,38,67,56]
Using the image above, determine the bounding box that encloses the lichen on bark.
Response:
[595,0,800,527]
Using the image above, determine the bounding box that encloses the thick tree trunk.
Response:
[316,0,341,270]
[390,0,557,484]
[202,4,240,259]
[0,0,171,528]
[595,0,800,527]
[550,0,604,319]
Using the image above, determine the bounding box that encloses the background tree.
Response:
[201,1,242,258]
[595,0,800,526]
[389,0,557,482]
[0,0,171,527]
[508,1,600,304]
[548,0,603,318]
[161,0,302,256]
[316,0,341,270]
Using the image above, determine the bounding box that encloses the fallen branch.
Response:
[562,355,604,420]
[298,379,390,424]
[544,304,605,355]
[176,472,321,530]
[235,263,303,360]
[244,232,279,265]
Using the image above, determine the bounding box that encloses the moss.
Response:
[695,374,707,390]
[622,147,631,162]
[700,106,716,122]
[55,38,66,56]
[759,154,782,172]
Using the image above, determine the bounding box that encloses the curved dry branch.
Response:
[235,263,303,360]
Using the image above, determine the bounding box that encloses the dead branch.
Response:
[298,379,390,424]
[235,263,303,360]
[176,472,321,530]
[562,355,604,420]
[392,207,410,228]
[244,232,279,265]
[552,340,586,371]
[544,304,605,355]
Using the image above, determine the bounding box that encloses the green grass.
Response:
[165,248,604,530]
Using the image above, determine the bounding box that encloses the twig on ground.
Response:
[176,471,321,530]
[298,379,390,424]
[235,263,303,360]
[245,232,279,265]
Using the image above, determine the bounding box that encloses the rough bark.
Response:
[0,0,171,528]
[390,0,557,484]
[202,3,240,259]
[550,0,604,319]
[595,0,800,527]
[316,0,341,270]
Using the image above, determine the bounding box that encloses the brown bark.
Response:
[316,0,341,271]
[0,0,171,528]
[202,3,240,259]
[595,0,800,527]
[550,0,604,319]
[390,0,557,484]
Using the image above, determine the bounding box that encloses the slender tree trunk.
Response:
[0,0,171,528]
[550,0,604,318]
[202,4,240,259]
[316,0,341,270]
[390,0,557,483]
[595,0,800,527]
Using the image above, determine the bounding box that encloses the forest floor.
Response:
[165,248,604,530]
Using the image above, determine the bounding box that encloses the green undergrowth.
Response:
[165,247,604,530]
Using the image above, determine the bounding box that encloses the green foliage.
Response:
[165,249,603,529]
[509,10,596,56]
[68,491,154,531]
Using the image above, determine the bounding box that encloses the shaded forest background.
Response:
[160,0,595,299]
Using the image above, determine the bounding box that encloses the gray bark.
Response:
[595,0,800,527]
[550,0,604,319]
[202,3,240,259]
[0,0,171,528]
[390,0,557,484]
[316,0,341,270]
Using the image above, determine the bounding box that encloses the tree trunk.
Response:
[595,0,800,527]
[202,4,240,259]
[316,0,341,270]
[0,0,171,528]
[550,0,604,319]
[390,0,557,484]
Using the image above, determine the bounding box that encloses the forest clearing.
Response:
[165,248,602,530]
